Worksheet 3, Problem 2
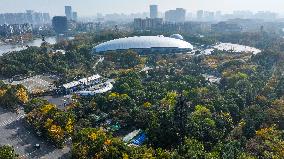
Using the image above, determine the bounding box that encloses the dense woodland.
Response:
[0,30,284,158]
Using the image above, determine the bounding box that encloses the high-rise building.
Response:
[204,11,215,21]
[197,10,204,20]
[26,10,34,24]
[42,13,51,24]
[0,14,5,24]
[150,5,158,18]
[211,22,242,33]
[134,18,163,31]
[0,11,50,25]
[34,12,44,25]
[165,8,186,23]
[255,11,277,20]
[52,16,68,34]
[215,11,222,20]
[72,12,78,21]
[65,6,72,20]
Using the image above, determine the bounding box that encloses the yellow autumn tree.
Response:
[65,118,74,134]
[247,125,284,159]
[143,102,152,108]
[40,104,56,114]
[16,87,29,104]
[0,88,7,97]
[48,124,64,145]
[160,91,178,108]
[44,118,54,129]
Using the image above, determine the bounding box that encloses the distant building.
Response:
[211,22,242,33]
[0,14,4,24]
[215,11,222,20]
[26,10,34,24]
[204,11,215,21]
[0,23,33,37]
[72,12,78,21]
[233,10,254,19]
[76,22,97,32]
[42,13,51,24]
[165,8,186,23]
[52,16,68,34]
[0,10,50,25]
[162,22,211,33]
[197,10,204,21]
[34,12,44,25]
[65,6,72,20]
[134,18,163,31]
[255,11,277,20]
[150,5,158,18]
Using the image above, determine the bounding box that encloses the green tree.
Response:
[174,138,205,159]
[187,105,220,147]
[0,145,19,159]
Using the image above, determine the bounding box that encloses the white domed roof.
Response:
[94,36,193,52]
[170,34,184,40]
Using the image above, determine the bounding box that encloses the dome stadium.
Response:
[93,34,193,54]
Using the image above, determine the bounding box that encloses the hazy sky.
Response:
[1,0,284,16]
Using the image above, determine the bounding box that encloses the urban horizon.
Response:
[1,0,284,16]
[0,9,284,18]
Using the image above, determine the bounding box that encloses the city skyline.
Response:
[1,0,284,16]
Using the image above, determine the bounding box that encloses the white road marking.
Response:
[0,114,25,127]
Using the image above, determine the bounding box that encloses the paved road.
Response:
[42,96,72,110]
[0,107,71,159]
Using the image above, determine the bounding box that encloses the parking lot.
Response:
[0,107,70,159]
[4,75,56,94]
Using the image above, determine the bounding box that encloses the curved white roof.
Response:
[94,36,193,52]
[170,34,184,40]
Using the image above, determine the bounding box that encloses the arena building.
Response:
[93,34,193,54]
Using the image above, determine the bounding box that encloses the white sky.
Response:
[0,0,283,16]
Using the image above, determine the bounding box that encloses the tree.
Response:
[16,86,29,104]
[174,95,190,143]
[0,84,28,111]
[246,125,284,158]
[266,100,284,129]
[48,124,65,147]
[160,91,178,109]
[214,112,234,136]
[72,128,129,159]
[187,105,220,147]
[25,98,49,113]
[0,145,19,159]
[26,102,75,148]
[104,50,142,69]
[221,140,243,159]
[174,138,205,159]
[242,105,267,139]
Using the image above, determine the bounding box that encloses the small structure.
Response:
[202,43,261,55]
[123,129,141,143]
[76,82,113,96]
[59,74,101,95]
[131,133,147,146]
[202,74,221,84]
[123,129,147,146]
